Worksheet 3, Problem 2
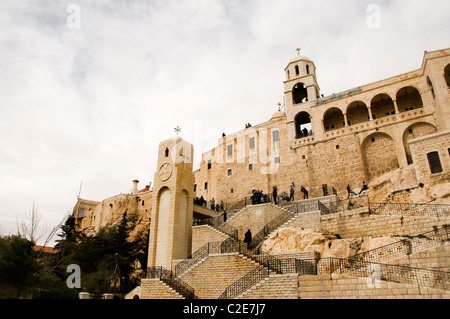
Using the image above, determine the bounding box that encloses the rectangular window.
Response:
[249,137,255,149]
[204,182,208,190]
[427,152,443,174]
[207,159,212,170]
[194,184,197,192]
[274,156,280,164]
[249,164,253,171]
[227,144,233,156]
[272,130,279,142]
[227,169,232,176]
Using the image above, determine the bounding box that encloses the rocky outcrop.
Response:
[261,228,404,259]
[366,166,450,205]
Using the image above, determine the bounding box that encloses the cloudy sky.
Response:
[0,0,448,245]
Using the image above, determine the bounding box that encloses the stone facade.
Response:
[70,48,450,299]
[194,48,450,202]
[73,48,450,235]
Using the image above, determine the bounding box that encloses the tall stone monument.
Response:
[147,137,195,271]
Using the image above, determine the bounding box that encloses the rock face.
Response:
[366,166,450,205]
[261,228,404,259]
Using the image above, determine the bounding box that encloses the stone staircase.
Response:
[178,253,262,299]
[140,278,185,299]
[139,199,450,299]
[238,273,299,299]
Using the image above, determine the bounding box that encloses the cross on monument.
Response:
[296,48,301,55]
[174,126,181,136]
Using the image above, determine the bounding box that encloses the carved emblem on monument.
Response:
[159,163,172,181]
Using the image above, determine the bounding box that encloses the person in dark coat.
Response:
[301,186,309,199]
[273,185,278,205]
[347,184,357,199]
[244,229,252,249]
[359,181,369,195]
[290,185,295,201]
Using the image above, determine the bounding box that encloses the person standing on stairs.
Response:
[244,229,252,249]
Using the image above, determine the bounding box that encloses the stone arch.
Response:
[370,93,395,119]
[346,100,370,126]
[402,122,437,165]
[323,107,345,132]
[396,86,423,112]
[292,82,308,104]
[154,186,170,266]
[176,189,189,259]
[445,64,450,89]
[294,111,312,138]
[361,132,399,181]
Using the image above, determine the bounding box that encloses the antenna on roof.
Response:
[77,180,82,199]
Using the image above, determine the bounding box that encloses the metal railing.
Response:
[218,255,450,299]
[217,225,450,299]
[327,195,370,214]
[174,241,226,277]
[317,258,450,291]
[347,225,450,264]
[369,201,450,218]
[147,266,195,299]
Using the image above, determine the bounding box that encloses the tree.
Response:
[0,235,40,298]
[16,202,45,244]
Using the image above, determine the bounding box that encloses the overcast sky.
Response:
[0,0,449,245]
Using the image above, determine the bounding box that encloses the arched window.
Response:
[396,86,423,112]
[295,65,300,76]
[292,83,308,104]
[323,107,345,132]
[445,64,450,89]
[427,152,443,174]
[295,112,312,139]
[346,101,369,126]
[370,93,395,119]
[165,147,169,157]
[306,64,310,75]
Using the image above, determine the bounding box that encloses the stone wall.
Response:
[410,130,450,185]
[298,275,449,299]
[389,242,450,272]
[192,225,229,252]
[227,203,286,241]
[320,207,450,239]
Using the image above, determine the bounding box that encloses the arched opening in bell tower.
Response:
[293,83,308,104]
[444,64,450,89]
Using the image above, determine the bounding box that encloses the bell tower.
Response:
[147,136,195,271]
[284,49,321,107]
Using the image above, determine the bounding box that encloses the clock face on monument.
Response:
[159,163,173,181]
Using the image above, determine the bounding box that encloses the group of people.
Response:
[346,181,369,199]
[298,127,313,138]
[251,189,269,205]
[193,196,225,212]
